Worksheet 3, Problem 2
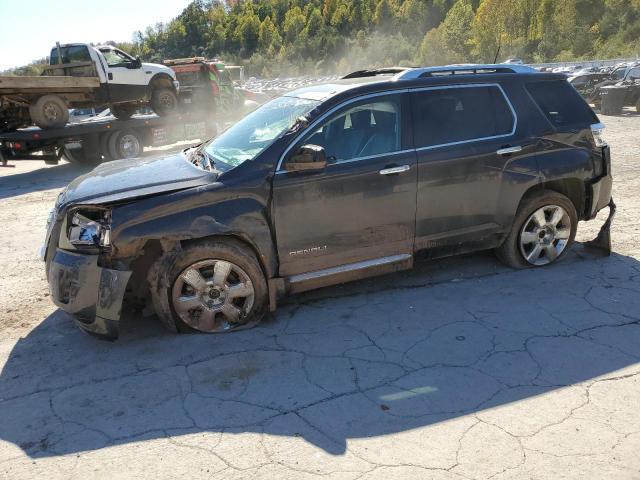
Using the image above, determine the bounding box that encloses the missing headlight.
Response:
[67,208,111,249]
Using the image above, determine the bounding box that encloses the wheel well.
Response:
[522,179,586,219]
[125,234,269,303]
[180,234,268,277]
[149,74,174,94]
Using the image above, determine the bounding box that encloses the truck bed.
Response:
[0,75,100,94]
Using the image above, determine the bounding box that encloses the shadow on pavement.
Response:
[0,162,92,200]
[1,245,639,458]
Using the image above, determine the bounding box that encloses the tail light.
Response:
[590,123,608,177]
[590,123,607,147]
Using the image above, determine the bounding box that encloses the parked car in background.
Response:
[69,107,108,123]
[0,43,180,131]
[590,63,640,112]
[42,64,614,340]
[568,71,613,102]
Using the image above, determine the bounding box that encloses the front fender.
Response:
[110,192,277,278]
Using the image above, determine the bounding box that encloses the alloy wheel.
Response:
[519,205,571,266]
[171,259,255,332]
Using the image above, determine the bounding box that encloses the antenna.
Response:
[493,43,501,64]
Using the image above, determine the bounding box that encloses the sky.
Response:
[0,0,193,70]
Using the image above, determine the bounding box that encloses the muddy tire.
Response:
[110,103,136,120]
[107,129,143,160]
[63,134,102,165]
[495,190,577,269]
[63,146,101,165]
[150,88,178,116]
[29,95,69,129]
[149,239,268,334]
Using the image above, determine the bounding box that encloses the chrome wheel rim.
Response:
[43,102,61,121]
[171,259,255,332]
[119,134,141,158]
[519,205,571,266]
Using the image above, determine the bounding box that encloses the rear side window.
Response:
[50,45,91,64]
[526,80,597,128]
[411,86,515,148]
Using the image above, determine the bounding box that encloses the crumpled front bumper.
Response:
[48,249,131,340]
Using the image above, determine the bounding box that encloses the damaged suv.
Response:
[42,64,614,339]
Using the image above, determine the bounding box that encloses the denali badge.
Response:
[289,246,327,256]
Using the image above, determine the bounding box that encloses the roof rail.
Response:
[342,67,411,79]
[394,64,537,80]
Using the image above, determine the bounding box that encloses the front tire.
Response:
[150,88,179,116]
[496,190,577,269]
[150,239,268,333]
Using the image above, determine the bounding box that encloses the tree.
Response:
[259,16,282,51]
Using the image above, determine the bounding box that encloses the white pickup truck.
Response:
[0,43,179,131]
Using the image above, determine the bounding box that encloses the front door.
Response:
[100,48,147,103]
[272,93,417,277]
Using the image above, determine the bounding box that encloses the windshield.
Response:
[203,96,319,169]
[612,68,626,80]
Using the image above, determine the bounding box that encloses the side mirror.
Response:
[284,144,328,172]
[130,57,142,69]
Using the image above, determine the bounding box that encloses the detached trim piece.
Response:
[286,254,412,294]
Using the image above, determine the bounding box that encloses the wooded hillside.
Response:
[5,0,640,76]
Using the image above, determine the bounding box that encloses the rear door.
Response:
[272,93,417,277]
[411,84,525,253]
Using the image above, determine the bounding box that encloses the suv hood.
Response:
[59,152,214,207]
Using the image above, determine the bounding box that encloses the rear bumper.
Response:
[587,145,613,219]
[48,249,131,340]
[588,174,613,218]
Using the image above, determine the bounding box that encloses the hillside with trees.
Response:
[4,0,640,77]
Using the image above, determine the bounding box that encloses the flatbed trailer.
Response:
[0,112,217,166]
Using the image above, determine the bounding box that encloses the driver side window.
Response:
[301,96,401,164]
[101,49,132,68]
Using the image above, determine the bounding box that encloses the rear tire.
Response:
[110,103,136,120]
[107,129,143,160]
[63,134,102,165]
[29,95,69,129]
[495,190,577,269]
[149,239,268,334]
[151,88,179,116]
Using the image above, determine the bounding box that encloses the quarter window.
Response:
[526,80,598,128]
[299,96,401,163]
[411,86,514,148]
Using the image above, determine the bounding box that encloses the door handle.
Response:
[496,146,522,155]
[379,165,410,175]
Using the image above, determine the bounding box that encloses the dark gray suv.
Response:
[42,64,614,339]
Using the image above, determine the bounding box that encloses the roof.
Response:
[286,64,540,102]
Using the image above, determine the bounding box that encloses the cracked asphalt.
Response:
[0,115,639,479]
